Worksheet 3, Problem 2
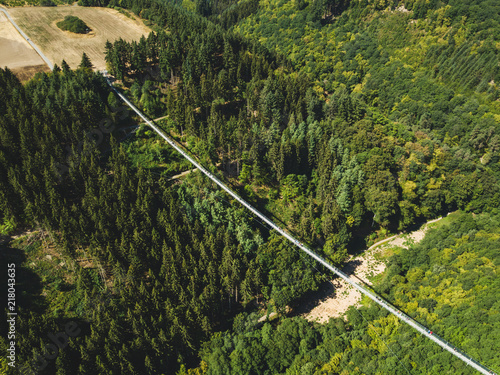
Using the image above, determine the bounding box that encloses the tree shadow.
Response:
[290,280,338,317]
[342,258,363,275]
[290,259,364,317]
[0,240,47,315]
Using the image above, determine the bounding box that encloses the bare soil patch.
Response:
[10,64,51,81]
[302,216,446,323]
[8,5,152,70]
[0,10,46,71]
[300,251,386,323]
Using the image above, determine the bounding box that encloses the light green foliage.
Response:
[104,0,500,241]
[0,216,15,235]
[239,163,251,184]
[126,126,191,174]
[377,210,500,369]
[280,174,307,203]
[195,211,500,374]
[323,238,347,266]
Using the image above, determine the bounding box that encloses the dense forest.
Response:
[100,0,499,246]
[185,211,500,375]
[0,65,323,373]
[1,0,499,374]
[1,61,328,373]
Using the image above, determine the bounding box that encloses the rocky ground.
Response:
[301,216,446,323]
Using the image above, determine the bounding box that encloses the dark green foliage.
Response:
[196,212,500,374]
[102,0,500,247]
[0,62,320,374]
[79,52,93,69]
[216,0,260,29]
[0,68,230,373]
[1,0,500,373]
[56,15,91,34]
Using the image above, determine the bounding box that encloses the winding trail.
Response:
[365,215,447,252]
[304,215,449,322]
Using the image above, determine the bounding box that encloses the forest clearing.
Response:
[6,6,151,70]
[303,215,450,323]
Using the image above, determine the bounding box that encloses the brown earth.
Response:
[301,216,447,323]
[10,64,51,81]
[0,10,46,76]
[7,5,152,70]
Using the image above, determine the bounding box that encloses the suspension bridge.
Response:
[104,73,497,375]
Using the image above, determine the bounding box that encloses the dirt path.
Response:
[0,8,47,70]
[302,215,447,323]
[8,6,151,70]
[168,168,197,180]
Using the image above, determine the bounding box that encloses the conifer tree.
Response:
[79,52,93,70]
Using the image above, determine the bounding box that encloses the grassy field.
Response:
[8,5,151,70]
[0,10,49,78]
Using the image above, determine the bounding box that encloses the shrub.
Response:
[56,15,91,34]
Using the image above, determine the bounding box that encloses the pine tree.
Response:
[79,52,93,70]
[61,60,72,75]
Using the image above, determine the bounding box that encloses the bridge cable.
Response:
[106,77,497,375]
[213,188,412,374]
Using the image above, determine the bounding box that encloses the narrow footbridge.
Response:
[105,75,497,375]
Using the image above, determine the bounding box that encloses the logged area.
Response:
[0,10,48,77]
[7,6,151,69]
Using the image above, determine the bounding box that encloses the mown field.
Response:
[8,6,151,70]
[0,10,49,79]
